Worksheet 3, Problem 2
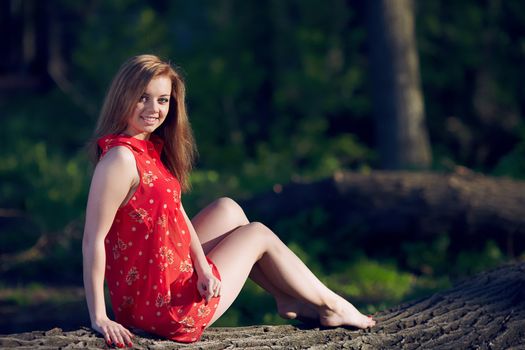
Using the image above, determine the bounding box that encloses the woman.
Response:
[82,54,375,348]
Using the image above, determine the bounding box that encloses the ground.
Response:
[2,262,524,349]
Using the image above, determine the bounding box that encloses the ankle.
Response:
[318,295,339,314]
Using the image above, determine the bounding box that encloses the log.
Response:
[241,171,525,249]
[2,262,524,349]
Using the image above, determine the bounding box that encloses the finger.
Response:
[107,327,119,347]
[197,285,204,296]
[111,327,125,348]
[123,327,134,345]
[100,325,112,345]
[199,286,209,300]
[103,331,112,347]
[199,283,208,294]
[118,326,133,347]
[121,332,133,347]
[198,286,208,303]
[123,327,134,340]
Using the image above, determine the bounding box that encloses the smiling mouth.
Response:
[141,116,159,122]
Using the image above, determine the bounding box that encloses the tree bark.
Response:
[366,0,432,169]
[2,262,524,349]
[241,170,525,249]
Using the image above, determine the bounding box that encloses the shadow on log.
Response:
[2,262,524,349]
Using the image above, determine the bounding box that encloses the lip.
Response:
[141,116,159,125]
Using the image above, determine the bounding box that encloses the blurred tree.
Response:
[365,0,432,169]
[416,0,525,173]
[0,0,49,91]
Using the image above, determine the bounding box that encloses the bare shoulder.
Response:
[87,146,138,206]
[98,146,135,165]
[94,146,137,178]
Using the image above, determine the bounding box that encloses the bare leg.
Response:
[191,198,315,320]
[206,222,375,329]
[192,198,375,329]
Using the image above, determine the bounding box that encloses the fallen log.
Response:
[2,262,524,349]
[242,170,525,250]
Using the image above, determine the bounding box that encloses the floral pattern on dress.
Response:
[126,266,139,285]
[112,238,127,260]
[197,305,210,318]
[157,214,168,228]
[158,246,175,272]
[179,259,194,273]
[112,245,121,260]
[142,171,158,185]
[155,292,171,308]
[122,296,134,308]
[129,208,150,223]
[173,191,180,204]
[180,316,196,333]
[159,246,175,265]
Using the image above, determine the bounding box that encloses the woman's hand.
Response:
[92,316,134,348]
[197,269,221,304]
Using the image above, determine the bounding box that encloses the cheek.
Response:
[127,106,140,124]
[160,105,170,118]
[133,104,144,115]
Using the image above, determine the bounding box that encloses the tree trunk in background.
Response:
[0,0,49,91]
[366,0,432,169]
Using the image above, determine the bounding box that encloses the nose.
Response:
[144,99,159,114]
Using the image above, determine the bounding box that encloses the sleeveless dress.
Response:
[97,133,221,343]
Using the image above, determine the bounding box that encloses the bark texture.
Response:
[1,262,524,349]
[242,171,525,248]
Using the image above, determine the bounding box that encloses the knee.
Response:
[245,221,277,244]
[213,197,249,226]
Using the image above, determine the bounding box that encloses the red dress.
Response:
[98,134,221,343]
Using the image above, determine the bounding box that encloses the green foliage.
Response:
[327,259,415,305]
[274,207,329,274]
[401,234,506,279]
[0,140,89,232]
[493,125,525,179]
[454,240,505,276]
[402,234,451,276]
[0,87,92,234]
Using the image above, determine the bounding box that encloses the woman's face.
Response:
[124,75,172,140]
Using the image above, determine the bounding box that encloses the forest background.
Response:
[1,0,524,333]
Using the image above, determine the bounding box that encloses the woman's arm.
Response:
[82,147,137,347]
[181,205,221,303]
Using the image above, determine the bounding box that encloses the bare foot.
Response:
[318,297,376,329]
[276,296,318,321]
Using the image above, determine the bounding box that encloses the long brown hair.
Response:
[89,54,196,192]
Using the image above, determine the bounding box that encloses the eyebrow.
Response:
[142,93,171,97]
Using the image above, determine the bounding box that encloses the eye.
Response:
[139,95,148,103]
[159,97,169,104]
